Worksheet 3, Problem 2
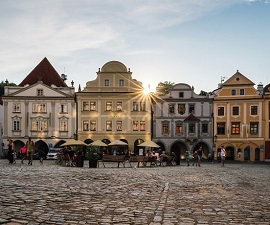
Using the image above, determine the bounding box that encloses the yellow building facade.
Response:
[263,83,270,160]
[213,71,264,161]
[76,61,152,153]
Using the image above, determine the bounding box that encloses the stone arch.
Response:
[193,141,211,158]
[35,140,49,155]
[170,141,189,164]
[134,139,144,155]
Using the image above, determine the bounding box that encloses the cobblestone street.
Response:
[0,159,269,225]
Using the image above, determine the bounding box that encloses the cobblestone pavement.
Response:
[0,159,270,225]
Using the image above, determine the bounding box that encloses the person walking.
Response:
[20,144,27,164]
[192,150,198,166]
[26,137,35,165]
[185,151,190,166]
[220,146,226,167]
[7,139,15,164]
[197,146,203,167]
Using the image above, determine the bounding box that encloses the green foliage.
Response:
[199,90,208,96]
[0,81,17,96]
[86,145,102,160]
[156,81,174,95]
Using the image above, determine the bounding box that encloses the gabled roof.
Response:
[222,70,255,87]
[184,113,200,122]
[19,57,67,87]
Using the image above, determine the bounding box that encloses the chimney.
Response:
[257,82,263,95]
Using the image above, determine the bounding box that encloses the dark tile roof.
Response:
[19,57,67,87]
[184,113,200,122]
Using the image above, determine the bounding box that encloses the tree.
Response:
[0,80,17,96]
[156,81,174,95]
[199,90,208,96]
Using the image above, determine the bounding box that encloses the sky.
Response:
[1,0,270,93]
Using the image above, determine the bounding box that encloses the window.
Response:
[140,102,146,111]
[60,104,68,113]
[232,106,239,116]
[31,119,48,131]
[13,103,21,113]
[33,103,46,113]
[251,106,258,115]
[37,89,43,96]
[83,121,89,131]
[189,104,195,114]
[133,102,139,111]
[116,121,122,131]
[162,123,169,134]
[82,102,89,111]
[105,79,109,86]
[231,89,236,95]
[133,121,139,131]
[178,104,185,115]
[179,92,184,98]
[13,120,20,131]
[240,89,245,95]
[169,104,175,114]
[217,122,226,135]
[231,122,240,134]
[202,124,208,133]
[60,120,68,131]
[90,102,96,111]
[106,102,112,111]
[250,122,259,135]
[140,121,145,131]
[188,123,195,134]
[218,107,224,116]
[116,102,122,111]
[90,121,96,131]
[106,121,112,131]
[175,123,183,134]
[119,79,124,86]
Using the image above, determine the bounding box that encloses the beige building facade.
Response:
[212,71,264,161]
[76,61,152,153]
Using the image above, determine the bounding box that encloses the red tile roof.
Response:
[19,57,67,87]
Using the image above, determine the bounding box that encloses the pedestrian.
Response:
[208,152,213,163]
[39,150,46,165]
[185,151,190,166]
[20,144,27,164]
[26,137,35,165]
[7,139,15,164]
[217,151,221,163]
[220,146,226,167]
[192,150,198,166]
[197,146,203,167]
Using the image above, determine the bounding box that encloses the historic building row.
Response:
[1,58,268,161]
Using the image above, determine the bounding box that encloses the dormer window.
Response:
[105,79,109,86]
[37,89,43,96]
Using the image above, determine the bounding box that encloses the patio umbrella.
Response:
[137,140,160,148]
[89,140,108,147]
[108,140,128,146]
[60,139,87,147]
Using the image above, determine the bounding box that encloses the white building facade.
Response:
[153,83,213,162]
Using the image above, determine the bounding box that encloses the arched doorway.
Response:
[35,140,49,155]
[55,140,65,148]
[244,146,250,160]
[171,141,188,165]
[255,148,260,161]
[13,140,25,158]
[156,141,165,153]
[84,139,93,144]
[225,146,235,160]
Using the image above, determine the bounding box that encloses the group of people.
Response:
[7,137,35,165]
[185,146,226,167]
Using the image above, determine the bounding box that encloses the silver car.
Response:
[46,148,62,160]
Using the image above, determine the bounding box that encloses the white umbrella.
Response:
[60,139,87,147]
[89,140,108,147]
[108,140,128,146]
[137,140,160,148]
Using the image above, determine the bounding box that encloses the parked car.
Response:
[46,148,62,160]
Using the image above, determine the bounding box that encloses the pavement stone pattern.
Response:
[0,159,270,225]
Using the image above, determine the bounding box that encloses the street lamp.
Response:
[214,135,218,143]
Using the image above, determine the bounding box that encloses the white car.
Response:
[46,148,62,160]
